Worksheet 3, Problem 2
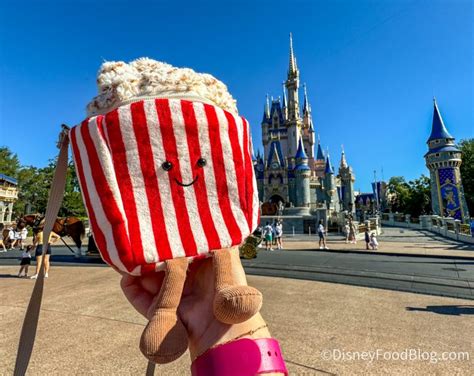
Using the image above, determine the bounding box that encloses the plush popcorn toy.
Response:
[70,58,262,364]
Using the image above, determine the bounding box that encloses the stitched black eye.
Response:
[162,161,173,171]
[197,158,207,167]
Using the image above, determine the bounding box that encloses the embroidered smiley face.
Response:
[161,157,207,187]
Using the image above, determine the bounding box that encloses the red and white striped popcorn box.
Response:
[70,98,259,275]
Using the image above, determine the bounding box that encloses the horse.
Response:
[20,214,86,252]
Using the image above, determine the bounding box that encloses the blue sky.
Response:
[0,0,472,192]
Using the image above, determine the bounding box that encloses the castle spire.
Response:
[303,83,310,114]
[285,33,300,121]
[288,32,298,76]
[427,98,453,142]
[262,94,270,123]
[340,145,348,168]
[282,82,287,109]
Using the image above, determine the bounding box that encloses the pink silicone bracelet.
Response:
[191,338,288,376]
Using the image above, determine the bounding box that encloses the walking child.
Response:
[344,223,350,243]
[18,245,33,277]
[370,233,379,250]
[18,227,28,250]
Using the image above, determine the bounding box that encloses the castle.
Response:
[253,35,356,217]
[425,99,470,223]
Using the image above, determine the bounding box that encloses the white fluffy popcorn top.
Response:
[86,58,238,116]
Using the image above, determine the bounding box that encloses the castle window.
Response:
[435,153,440,157]
[435,140,440,144]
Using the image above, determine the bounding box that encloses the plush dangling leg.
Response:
[213,248,263,324]
[140,258,188,364]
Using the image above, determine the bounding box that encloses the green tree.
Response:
[387,176,410,213]
[387,175,431,217]
[13,160,86,218]
[459,138,474,215]
[60,161,87,217]
[0,146,21,178]
[405,175,432,217]
[14,166,48,215]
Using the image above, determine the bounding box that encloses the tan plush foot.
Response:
[212,248,263,324]
[139,258,189,364]
[214,285,262,324]
[140,309,188,364]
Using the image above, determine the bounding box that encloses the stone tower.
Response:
[294,137,311,207]
[338,147,356,213]
[424,99,470,222]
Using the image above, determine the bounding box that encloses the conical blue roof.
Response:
[427,100,453,142]
[316,141,325,160]
[295,137,308,159]
[325,154,334,174]
[268,141,285,167]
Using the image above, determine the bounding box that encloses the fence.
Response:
[381,213,474,244]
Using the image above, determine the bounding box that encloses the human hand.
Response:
[120,247,271,361]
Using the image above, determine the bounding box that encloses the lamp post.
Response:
[373,170,379,215]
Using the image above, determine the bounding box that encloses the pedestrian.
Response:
[263,221,273,251]
[318,220,328,250]
[256,225,264,248]
[0,233,6,252]
[18,245,33,278]
[370,233,379,250]
[30,229,60,279]
[271,221,277,247]
[18,227,28,251]
[364,229,370,250]
[8,227,17,250]
[274,220,283,249]
[344,223,350,243]
[349,220,357,244]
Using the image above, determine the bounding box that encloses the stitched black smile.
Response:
[174,176,199,187]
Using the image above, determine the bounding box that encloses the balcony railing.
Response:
[0,188,18,199]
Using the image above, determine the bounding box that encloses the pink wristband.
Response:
[191,338,288,376]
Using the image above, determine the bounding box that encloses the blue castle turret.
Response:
[424,99,470,222]
[324,153,336,209]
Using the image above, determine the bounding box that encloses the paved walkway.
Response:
[1,266,472,375]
